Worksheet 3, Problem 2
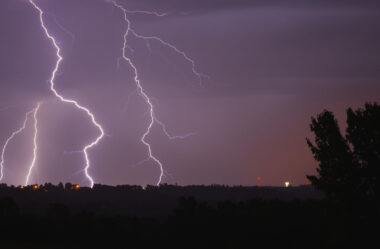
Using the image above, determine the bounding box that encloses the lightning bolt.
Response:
[129,29,208,87]
[155,118,197,140]
[0,104,40,183]
[112,1,164,185]
[124,9,167,17]
[25,103,41,186]
[29,0,105,188]
[110,1,205,185]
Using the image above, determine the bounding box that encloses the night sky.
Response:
[0,0,379,187]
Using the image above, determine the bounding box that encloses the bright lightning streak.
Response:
[110,1,205,185]
[0,105,39,182]
[25,103,41,186]
[112,1,164,185]
[29,0,105,188]
[113,5,208,86]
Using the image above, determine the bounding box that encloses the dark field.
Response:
[0,184,378,249]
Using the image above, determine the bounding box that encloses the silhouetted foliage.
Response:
[65,182,73,190]
[307,102,380,202]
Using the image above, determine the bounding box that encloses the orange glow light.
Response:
[33,185,38,190]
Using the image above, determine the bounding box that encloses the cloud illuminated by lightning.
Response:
[25,103,41,186]
[0,104,40,183]
[29,0,105,188]
[110,1,205,185]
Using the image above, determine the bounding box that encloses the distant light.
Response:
[142,186,147,190]
[33,184,38,190]
[74,184,80,190]
[257,177,261,181]
[20,186,24,189]
[285,181,290,187]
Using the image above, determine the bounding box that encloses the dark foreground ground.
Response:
[0,184,378,249]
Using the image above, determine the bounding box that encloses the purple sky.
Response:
[0,0,379,187]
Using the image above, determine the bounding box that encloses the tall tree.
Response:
[307,102,380,201]
[346,103,380,199]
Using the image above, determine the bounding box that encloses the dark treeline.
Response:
[0,184,378,249]
[0,183,321,217]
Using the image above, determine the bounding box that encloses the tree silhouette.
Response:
[346,103,380,199]
[307,102,380,201]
